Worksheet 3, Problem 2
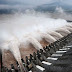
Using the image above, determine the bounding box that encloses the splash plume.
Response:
[0,12,72,72]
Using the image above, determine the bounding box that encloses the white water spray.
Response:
[0,11,72,71]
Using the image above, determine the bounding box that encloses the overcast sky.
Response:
[0,0,72,9]
[0,0,55,5]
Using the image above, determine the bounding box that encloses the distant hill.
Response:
[35,1,72,13]
[0,1,72,14]
[0,4,32,14]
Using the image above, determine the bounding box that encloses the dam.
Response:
[0,21,72,72]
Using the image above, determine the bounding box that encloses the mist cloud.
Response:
[0,0,72,10]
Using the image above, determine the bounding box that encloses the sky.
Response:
[0,0,54,5]
[0,0,72,9]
